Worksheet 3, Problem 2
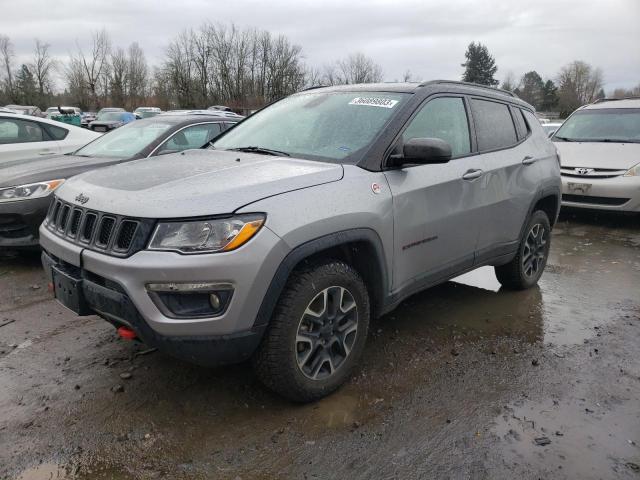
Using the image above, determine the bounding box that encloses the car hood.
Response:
[55,149,344,218]
[0,154,130,188]
[554,141,640,170]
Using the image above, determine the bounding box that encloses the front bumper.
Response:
[0,196,52,248]
[561,175,640,212]
[39,224,290,364]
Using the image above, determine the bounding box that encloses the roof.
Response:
[159,109,243,119]
[584,98,640,110]
[299,80,528,106]
[137,114,243,126]
[0,112,86,129]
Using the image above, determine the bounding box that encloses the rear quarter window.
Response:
[46,123,69,140]
[471,99,518,151]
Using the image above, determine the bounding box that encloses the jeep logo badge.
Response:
[75,193,90,204]
[574,167,594,176]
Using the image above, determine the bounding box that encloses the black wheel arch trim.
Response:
[253,228,389,329]
[519,184,561,241]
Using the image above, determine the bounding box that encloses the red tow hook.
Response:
[117,326,137,341]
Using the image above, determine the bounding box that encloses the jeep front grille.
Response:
[45,198,155,257]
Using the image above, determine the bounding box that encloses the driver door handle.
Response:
[462,169,483,180]
[522,155,537,165]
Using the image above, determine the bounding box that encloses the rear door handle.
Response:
[522,155,537,165]
[462,169,483,180]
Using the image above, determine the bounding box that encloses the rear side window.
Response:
[402,97,471,157]
[46,124,69,140]
[471,99,518,151]
[512,108,529,140]
[0,117,47,144]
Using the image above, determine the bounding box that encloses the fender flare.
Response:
[518,184,561,241]
[253,228,389,328]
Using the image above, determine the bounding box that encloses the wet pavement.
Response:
[1,211,639,479]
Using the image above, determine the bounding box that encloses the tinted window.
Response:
[47,124,69,140]
[512,108,529,140]
[0,118,46,144]
[157,123,223,154]
[471,99,518,151]
[402,97,471,157]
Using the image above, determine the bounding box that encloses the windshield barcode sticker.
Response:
[349,97,398,108]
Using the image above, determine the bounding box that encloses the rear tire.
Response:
[495,210,551,290]
[252,260,370,402]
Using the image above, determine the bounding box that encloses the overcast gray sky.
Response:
[1,0,638,90]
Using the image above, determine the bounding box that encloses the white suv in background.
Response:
[0,113,100,165]
[553,98,640,213]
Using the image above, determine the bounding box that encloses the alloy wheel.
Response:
[522,223,547,278]
[295,286,358,380]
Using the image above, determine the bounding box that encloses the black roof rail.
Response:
[592,96,640,104]
[302,85,328,91]
[418,80,518,98]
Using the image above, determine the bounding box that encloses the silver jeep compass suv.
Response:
[40,81,561,401]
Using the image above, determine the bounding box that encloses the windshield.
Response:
[97,112,126,122]
[212,91,409,163]
[553,108,640,143]
[74,120,173,158]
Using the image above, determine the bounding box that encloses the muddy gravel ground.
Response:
[1,211,639,480]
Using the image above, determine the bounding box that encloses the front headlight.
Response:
[0,179,65,203]
[148,214,265,254]
[624,163,640,177]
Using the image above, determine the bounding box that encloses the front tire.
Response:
[495,210,551,290]
[252,260,370,402]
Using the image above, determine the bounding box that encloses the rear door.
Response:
[469,99,539,261]
[0,116,61,163]
[383,95,484,292]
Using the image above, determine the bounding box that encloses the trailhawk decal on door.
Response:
[349,97,399,108]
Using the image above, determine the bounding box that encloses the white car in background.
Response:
[0,113,100,165]
[553,98,640,212]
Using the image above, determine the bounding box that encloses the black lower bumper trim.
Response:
[42,250,264,367]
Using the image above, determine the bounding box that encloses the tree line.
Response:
[0,24,383,112]
[0,29,637,117]
[461,41,639,117]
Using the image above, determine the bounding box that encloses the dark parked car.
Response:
[88,111,136,132]
[0,114,241,249]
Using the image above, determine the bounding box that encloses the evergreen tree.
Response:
[541,80,559,111]
[461,42,499,86]
[15,64,37,105]
[518,71,545,109]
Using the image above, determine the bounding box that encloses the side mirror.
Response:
[392,138,452,166]
[547,130,556,138]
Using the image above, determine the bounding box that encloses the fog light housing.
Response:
[209,293,221,310]
[146,282,233,318]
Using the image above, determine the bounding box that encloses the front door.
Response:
[383,96,485,293]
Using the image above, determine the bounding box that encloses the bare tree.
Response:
[336,52,383,84]
[75,29,111,109]
[0,35,15,100]
[127,42,148,108]
[30,39,55,102]
[557,60,604,115]
[109,47,127,107]
[501,71,517,91]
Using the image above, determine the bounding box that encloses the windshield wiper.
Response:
[587,138,639,143]
[228,146,290,157]
[553,135,574,142]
